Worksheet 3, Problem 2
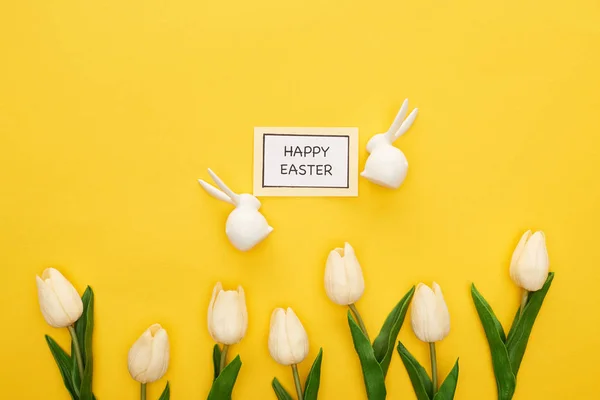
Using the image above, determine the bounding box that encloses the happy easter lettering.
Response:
[280,146,333,176]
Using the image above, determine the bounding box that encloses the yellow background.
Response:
[1,0,599,398]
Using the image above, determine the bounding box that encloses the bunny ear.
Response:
[207,168,240,205]
[393,108,419,140]
[384,99,409,141]
[198,179,235,205]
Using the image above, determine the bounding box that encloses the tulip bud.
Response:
[128,324,170,384]
[35,268,83,328]
[268,307,309,366]
[411,282,450,343]
[207,282,248,345]
[509,230,549,292]
[324,242,365,306]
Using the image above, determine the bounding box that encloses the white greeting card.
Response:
[254,127,359,197]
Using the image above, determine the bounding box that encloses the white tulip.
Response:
[510,230,549,292]
[411,282,450,343]
[128,324,170,384]
[207,282,248,345]
[324,242,365,306]
[268,307,309,366]
[36,268,83,328]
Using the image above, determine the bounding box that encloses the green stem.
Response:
[141,383,147,400]
[292,364,304,400]
[67,325,84,378]
[220,344,229,373]
[349,303,370,343]
[519,289,529,318]
[429,342,438,395]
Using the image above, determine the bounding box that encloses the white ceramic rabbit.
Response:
[360,99,419,189]
[198,168,273,251]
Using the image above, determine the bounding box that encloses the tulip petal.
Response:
[207,282,223,342]
[36,275,67,328]
[270,307,282,331]
[146,328,170,383]
[237,286,248,340]
[212,291,244,345]
[344,243,365,305]
[267,309,279,363]
[324,249,349,305]
[433,282,451,340]
[411,283,436,342]
[277,310,294,365]
[269,308,292,365]
[285,308,309,364]
[510,231,531,273]
[128,328,153,382]
[46,268,83,323]
[343,242,356,259]
[534,232,549,269]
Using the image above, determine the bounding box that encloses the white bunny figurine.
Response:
[360,99,419,189]
[198,168,273,251]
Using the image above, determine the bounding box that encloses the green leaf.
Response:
[78,287,95,400]
[271,378,294,400]
[506,273,554,376]
[433,358,459,400]
[372,286,415,377]
[45,335,78,400]
[505,308,521,345]
[213,344,222,381]
[75,287,94,365]
[471,284,516,400]
[490,305,507,344]
[207,355,242,400]
[396,341,433,400]
[303,348,323,400]
[348,311,386,400]
[158,381,171,400]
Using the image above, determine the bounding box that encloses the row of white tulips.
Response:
[36,229,551,400]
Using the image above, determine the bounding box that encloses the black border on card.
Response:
[261,133,350,189]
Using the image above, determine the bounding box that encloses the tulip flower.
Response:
[410,282,451,394]
[510,230,549,292]
[324,242,369,341]
[268,307,309,366]
[470,231,554,400]
[36,267,83,329]
[36,267,86,380]
[128,324,170,399]
[208,282,248,374]
[411,282,451,343]
[269,307,309,400]
[324,242,365,305]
